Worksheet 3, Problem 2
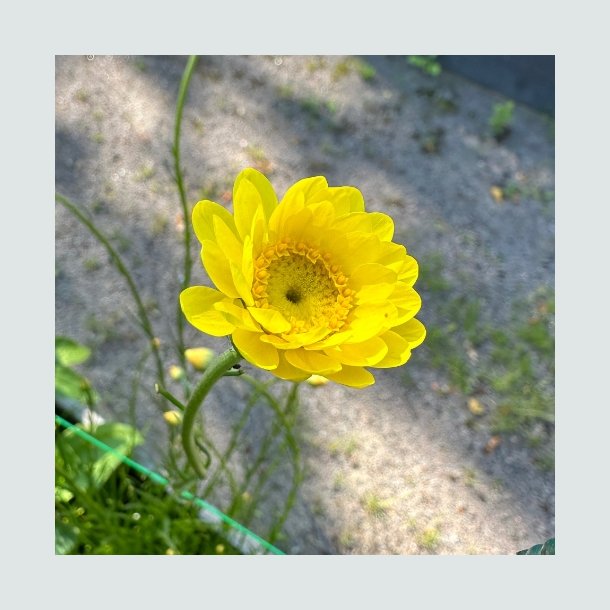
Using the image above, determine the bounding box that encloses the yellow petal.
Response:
[192,199,237,245]
[348,302,396,342]
[233,168,277,222]
[332,212,394,241]
[212,214,243,264]
[268,191,305,239]
[392,318,426,349]
[180,286,236,336]
[335,233,382,273]
[201,240,240,298]
[326,336,388,366]
[247,307,292,333]
[284,176,328,203]
[232,179,260,241]
[214,300,260,332]
[281,206,314,242]
[374,330,412,368]
[307,200,337,228]
[351,263,398,303]
[395,254,419,286]
[233,173,274,242]
[285,348,342,375]
[370,213,394,241]
[307,329,353,350]
[272,352,311,381]
[230,260,254,306]
[388,285,422,321]
[310,186,364,215]
[232,328,279,370]
[326,365,375,388]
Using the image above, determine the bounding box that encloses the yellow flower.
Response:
[180,168,425,388]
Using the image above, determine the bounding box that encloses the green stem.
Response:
[181,347,241,477]
[55,193,166,387]
[173,55,198,372]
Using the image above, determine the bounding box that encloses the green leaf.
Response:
[55,336,91,367]
[517,537,555,555]
[55,363,93,403]
[56,423,144,491]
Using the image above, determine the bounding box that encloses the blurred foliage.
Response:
[517,537,555,555]
[489,100,515,140]
[408,55,442,76]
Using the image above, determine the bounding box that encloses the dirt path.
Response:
[55,55,554,554]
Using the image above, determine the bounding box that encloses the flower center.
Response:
[252,238,354,334]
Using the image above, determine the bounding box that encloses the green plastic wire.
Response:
[55,414,285,556]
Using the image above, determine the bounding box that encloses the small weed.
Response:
[134,164,156,182]
[418,252,450,294]
[328,435,359,458]
[191,116,205,135]
[245,144,273,174]
[362,492,392,518]
[83,258,102,272]
[417,526,441,551]
[463,468,477,487]
[276,84,294,99]
[500,180,555,205]
[339,530,356,549]
[534,452,555,472]
[85,313,122,344]
[333,472,346,491]
[133,58,148,72]
[408,55,442,77]
[75,88,89,103]
[353,58,376,81]
[413,127,445,154]
[331,58,352,80]
[489,100,515,141]
[307,57,327,73]
[301,96,323,119]
[151,213,168,237]
[91,132,105,144]
[435,90,459,113]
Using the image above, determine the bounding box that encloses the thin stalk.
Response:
[181,347,242,477]
[235,376,302,539]
[202,381,264,498]
[55,193,166,387]
[173,55,199,372]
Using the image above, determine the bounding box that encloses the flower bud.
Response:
[169,365,185,380]
[306,374,329,387]
[163,410,182,426]
[185,347,215,371]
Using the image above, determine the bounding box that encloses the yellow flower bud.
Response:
[168,364,184,380]
[163,410,182,426]
[185,347,215,371]
[306,374,329,387]
[215,544,225,554]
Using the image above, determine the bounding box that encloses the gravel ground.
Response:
[55,55,554,554]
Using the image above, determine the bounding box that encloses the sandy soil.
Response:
[55,55,554,554]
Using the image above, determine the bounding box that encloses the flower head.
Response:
[180,169,425,388]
